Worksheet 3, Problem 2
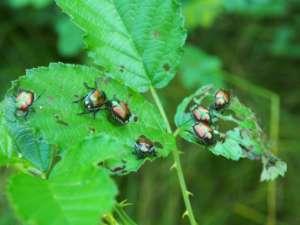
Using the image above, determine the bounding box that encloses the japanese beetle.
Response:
[214,89,230,110]
[15,90,36,118]
[134,135,160,159]
[192,122,214,145]
[107,97,137,125]
[74,82,107,118]
[191,105,211,123]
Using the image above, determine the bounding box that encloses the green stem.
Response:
[104,213,120,225]
[114,206,137,225]
[267,95,280,225]
[149,86,172,133]
[173,128,181,137]
[150,86,198,225]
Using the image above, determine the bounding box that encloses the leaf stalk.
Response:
[150,86,198,225]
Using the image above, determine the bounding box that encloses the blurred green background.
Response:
[0,0,299,225]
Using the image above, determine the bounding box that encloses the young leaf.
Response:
[55,0,186,92]
[174,85,287,180]
[7,169,117,225]
[3,63,176,173]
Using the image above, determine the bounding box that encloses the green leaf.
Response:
[179,46,224,89]
[3,95,53,172]
[55,17,84,57]
[0,120,15,166]
[0,104,14,166]
[3,63,176,173]
[55,0,186,92]
[7,169,117,225]
[174,85,287,180]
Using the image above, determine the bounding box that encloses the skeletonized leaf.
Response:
[174,85,287,180]
[55,0,186,92]
[260,153,287,181]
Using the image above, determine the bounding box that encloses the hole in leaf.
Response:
[88,127,96,134]
[119,65,125,73]
[163,63,170,72]
[152,31,160,39]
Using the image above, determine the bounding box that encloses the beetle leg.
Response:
[77,111,91,115]
[83,82,94,90]
[73,96,85,103]
[24,111,29,121]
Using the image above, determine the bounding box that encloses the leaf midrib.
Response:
[110,0,152,85]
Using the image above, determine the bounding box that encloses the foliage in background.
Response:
[183,0,287,29]
[0,0,299,225]
[179,46,224,88]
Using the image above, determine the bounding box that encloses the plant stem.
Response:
[149,86,172,133]
[150,86,198,225]
[267,95,280,225]
[114,206,137,225]
[104,213,120,225]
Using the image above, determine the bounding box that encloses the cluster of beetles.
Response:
[189,89,231,145]
[14,80,159,160]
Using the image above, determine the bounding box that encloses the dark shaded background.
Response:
[0,0,299,225]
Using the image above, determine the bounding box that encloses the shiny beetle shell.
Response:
[16,90,34,112]
[193,122,214,145]
[84,89,107,112]
[215,89,230,110]
[134,135,156,159]
[192,105,211,123]
[108,99,132,125]
[75,82,107,118]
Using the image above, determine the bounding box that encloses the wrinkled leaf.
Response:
[175,85,287,180]
[55,0,186,92]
